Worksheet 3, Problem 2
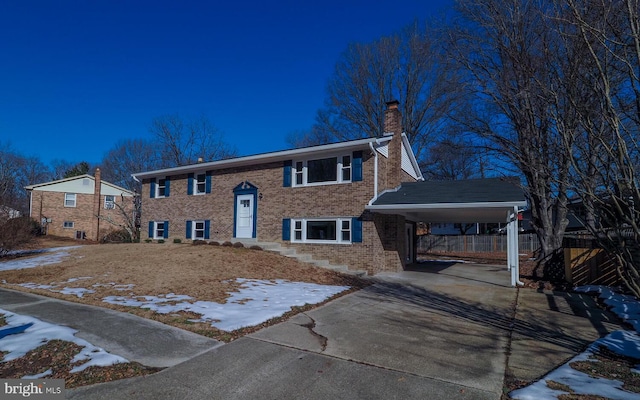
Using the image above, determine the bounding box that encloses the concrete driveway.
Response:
[64,261,621,400]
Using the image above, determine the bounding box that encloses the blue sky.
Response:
[0,0,453,167]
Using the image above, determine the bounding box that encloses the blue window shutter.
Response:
[282,218,291,241]
[204,220,210,239]
[353,151,363,182]
[164,221,169,238]
[352,217,362,243]
[283,160,292,187]
[148,221,154,238]
[150,179,156,198]
[186,220,192,239]
[187,174,194,195]
[205,172,212,194]
[165,177,171,197]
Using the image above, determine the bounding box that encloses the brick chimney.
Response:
[93,168,102,241]
[384,100,403,189]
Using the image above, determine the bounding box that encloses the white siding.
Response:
[401,144,419,179]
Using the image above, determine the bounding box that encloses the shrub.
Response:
[145,239,152,243]
[0,217,40,257]
[208,241,220,246]
[192,240,207,245]
[249,245,263,251]
[102,229,132,243]
[173,238,182,244]
[157,239,165,244]
[222,241,233,247]
[233,242,245,248]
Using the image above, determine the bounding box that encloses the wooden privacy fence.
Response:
[417,234,540,254]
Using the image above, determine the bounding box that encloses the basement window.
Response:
[291,218,351,244]
[63,221,74,228]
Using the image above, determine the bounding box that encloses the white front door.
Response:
[235,194,254,238]
[405,223,414,264]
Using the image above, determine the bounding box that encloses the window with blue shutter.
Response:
[283,160,292,187]
[150,179,156,198]
[164,221,169,238]
[187,174,194,195]
[186,220,192,239]
[352,217,363,243]
[282,218,291,241]
[353,151,363,182]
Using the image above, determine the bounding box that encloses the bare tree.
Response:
[422,137,487,181]
[450,0,575,260]
[150,114,237,167]
[563,0,640,295]
[295,21,460,166]
[101,138,161,192]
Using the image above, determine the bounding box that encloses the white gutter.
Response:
[366,201,528,211]
[132,136,391,180]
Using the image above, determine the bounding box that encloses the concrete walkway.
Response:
[3,261,623,400]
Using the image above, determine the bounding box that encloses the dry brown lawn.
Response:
[0,238,367,341]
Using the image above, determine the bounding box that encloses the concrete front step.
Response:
[229,240,366,277]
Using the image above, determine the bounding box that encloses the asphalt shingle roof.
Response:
[373,177,525,205]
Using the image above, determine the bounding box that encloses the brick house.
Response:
[26,169,135,241]
[133,101,425,275]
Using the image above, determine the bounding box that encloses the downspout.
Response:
[367,141,379,205]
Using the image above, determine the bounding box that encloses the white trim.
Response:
[194,173,207,195]
[153,221,166,240]
[132,137,392,180]
[291,217,352,244]
[292,153,352,187]
[64,193,77,208]
[192,220,206,240]
[366,201,527,212]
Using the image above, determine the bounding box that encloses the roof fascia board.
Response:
[366,201,528,211]
[24,174,93,190]
[400,133,424,181]
[132,137,381,180]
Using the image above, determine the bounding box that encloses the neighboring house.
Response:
[133,101,526,277]
[0,205,21,219]
[25,169,135,241]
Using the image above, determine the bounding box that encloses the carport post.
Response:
[507,206,523,287]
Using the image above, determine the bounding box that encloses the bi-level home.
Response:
[26,169,135,241]
[133,101,424,275]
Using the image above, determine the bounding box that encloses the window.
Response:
[292,154,352,186]
[342,155,351,181]
[195,174,206,194]
[104,195,115,209]
[64,193,76,207]
[295,161,303,185]
[157,179,167,197]
[291,218,351,244]
[193,221,205,239]
[63,221,74,228]
[155,221,165,239]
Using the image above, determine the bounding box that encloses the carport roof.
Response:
[366,177,527,223]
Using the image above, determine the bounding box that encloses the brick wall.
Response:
[30,191,133,240]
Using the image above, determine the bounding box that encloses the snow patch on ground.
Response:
[0,308,127,376]
[511,286,640,399]
[103,278,350,331]
[0,246,81,271]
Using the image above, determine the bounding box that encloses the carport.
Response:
[366,178,528,286]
